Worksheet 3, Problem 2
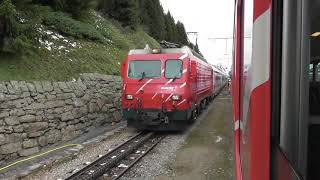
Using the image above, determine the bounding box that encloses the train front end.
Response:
[121,48,193,131]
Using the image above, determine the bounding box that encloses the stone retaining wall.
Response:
[0,73,122,165]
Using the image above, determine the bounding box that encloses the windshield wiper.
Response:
[139,72,146,81]
[172,75,179,82]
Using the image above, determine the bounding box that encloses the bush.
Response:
[43,11,105,42]
[32,0,97,19]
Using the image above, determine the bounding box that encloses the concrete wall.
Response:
[0,73,122,165]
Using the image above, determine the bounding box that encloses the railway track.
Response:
[66,132,165,180]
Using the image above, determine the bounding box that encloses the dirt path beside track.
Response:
[156,90,234,180]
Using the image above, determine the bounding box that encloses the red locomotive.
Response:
[120,42,226,130]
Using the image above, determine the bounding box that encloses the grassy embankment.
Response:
[0,5,159,81]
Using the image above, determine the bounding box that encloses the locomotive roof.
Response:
[128,46,208,63]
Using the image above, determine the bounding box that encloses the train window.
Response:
[165,60,183,79]
[310,64,314,82]
[128,60,161,79]
[316,63,320,82]
[241,0,253,145]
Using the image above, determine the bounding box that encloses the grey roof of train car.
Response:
[128,46,208,63]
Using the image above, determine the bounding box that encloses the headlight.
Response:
[126,94,134,100]
[172,95,181,101]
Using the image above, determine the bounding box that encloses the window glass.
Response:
[165,60,183,79]
[317,63,320,82]
[128,60,161,78]
[241,0,253,138]
[310,64,314,82]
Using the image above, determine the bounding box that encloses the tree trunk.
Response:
[0,16,5,49]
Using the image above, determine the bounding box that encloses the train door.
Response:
[269,0,320,179]
[238,0,272,179]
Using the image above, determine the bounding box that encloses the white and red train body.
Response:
[233,0,320,179]
[120,46,226,130]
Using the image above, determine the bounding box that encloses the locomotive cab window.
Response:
[128,60,161,79]
[165,60,183,79]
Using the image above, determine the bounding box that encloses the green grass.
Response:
[0,5,159,81]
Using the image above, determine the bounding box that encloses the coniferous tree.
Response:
[138,0,165,40]
[175,21,188,45]
[100,0,138,29]
[0,0,15,51]
[65,0,97,18]
[164,11,176,42]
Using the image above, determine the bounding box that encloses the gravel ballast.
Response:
[25,127,139,180]
[120,100,216,180]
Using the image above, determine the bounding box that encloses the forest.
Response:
[0,0,200,54]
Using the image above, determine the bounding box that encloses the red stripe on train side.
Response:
[253,0,270,21]
[233,0,243,179]
[248,81,271,180]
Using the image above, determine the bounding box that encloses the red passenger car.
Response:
[120,44,215,130]
[233,0,320,179]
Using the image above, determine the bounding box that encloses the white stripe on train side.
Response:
[241,8,271,133]
[135,79,153,94]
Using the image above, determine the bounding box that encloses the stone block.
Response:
[45,129,61,144]
[9,109,26,116]
[38,136,48,147]
[26,102,45,110]
[27,131,45,138]
[88,113,98,120]
[0,83,8,93]
[5,133,26,143]
[19,147,39,157]
[58,82,72,93]
[0,93,5,102]
[19,81,29,92]
[0,134,5,145]
[63,105,73,112]
[113,111,122,122]
[61,111,74,122]
[24,122,48,133]
[79,107,88,115]
[20,115,36,123]
[45,100,65,109]
[71,109,82,119]
[52,82,62,93]
[22,139,38,148]
[5,82,15,94]
[13,125,24,133]
[34,81,44,93]
[10,81,21,94]
[61,128,80,141]
[74,90,85,97]
[0,142,22,154]
[46,94,56,100]
[42,81,53,92]
[3,126,13,134]
[57,93,75,100]
[88,103,97,113]
[4,117,19,126]
[21,92,31,98]
[12,99,29,108]
[74,99,85,107]
[0,112,9,119]
[26,83,36,92]
[53,107,64,114]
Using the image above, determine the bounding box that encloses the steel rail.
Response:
[66,132,154,180]
[112,135,166,180]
